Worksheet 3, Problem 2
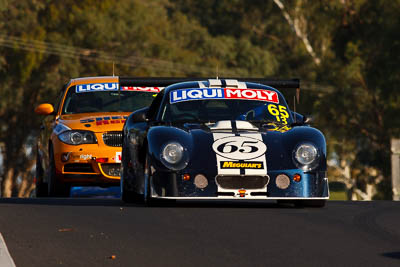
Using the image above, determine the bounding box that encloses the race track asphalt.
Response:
[0,198,399,267]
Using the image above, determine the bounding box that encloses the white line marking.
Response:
[0,233,16,267]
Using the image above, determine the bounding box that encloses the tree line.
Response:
[0,0,398,199]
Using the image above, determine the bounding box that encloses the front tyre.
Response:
[121,187,143,203]
[143,155,153,205]
[48,147,70,197]
[121,150,143,203]
[277,199,326,208]
[143,156,175,206]
[35,154,48,197]
[294,199,326,208]
[121,177,143,203]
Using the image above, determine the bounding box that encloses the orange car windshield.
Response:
[61,86,157,114]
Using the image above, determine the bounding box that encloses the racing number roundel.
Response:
[212,136,267,160]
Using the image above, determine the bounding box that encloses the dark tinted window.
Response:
[147,90,164,120]
[161,88,292,124]
[61,86,157,114]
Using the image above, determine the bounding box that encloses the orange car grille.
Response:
[64,163,95,173]
[103,131,123,147]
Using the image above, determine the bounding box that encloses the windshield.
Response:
[161,88,293,124]
[61,85,158,114]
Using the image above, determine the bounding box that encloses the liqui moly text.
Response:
[170,88,279,104]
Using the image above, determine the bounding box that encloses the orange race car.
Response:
[34,76,163,197]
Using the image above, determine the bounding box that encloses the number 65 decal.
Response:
[268,104,289,124]
[212,136,267,160]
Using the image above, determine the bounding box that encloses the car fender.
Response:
[263,126,326,171]
[147,126,194,170]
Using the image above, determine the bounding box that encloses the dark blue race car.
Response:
[121,78,329,207]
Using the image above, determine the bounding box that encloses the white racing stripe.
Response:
[212,121,267,176]
[236,132,267,176]
[211,121,269,197]
[213,132,239,175]
[0,233,16,267]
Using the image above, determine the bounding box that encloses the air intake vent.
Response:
[64,163,94,173]
[216,175,269,189]
[100,163,121,177]
[103,131,122,147]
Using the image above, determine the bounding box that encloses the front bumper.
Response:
[149,168,329,199]
[53,144,121,184]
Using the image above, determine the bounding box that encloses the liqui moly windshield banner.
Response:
[170,88,279,104]
[122,86,163,92]
[76,83,119,93]
[76,83,163,93]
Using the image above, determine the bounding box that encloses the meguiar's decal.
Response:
[220,161,264,169]
[267,104,289,124]
[212,123,268,176]
[170,88,279,104]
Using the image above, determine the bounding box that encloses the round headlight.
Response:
[160,142,188,170]
[58,130,97,145]
[162,142,184,164]
[293,143,319,170]
[71,132,83,144]
[83,132,94,143]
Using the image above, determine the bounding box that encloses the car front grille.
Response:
[216,175,269,189]
[103,131,123,147]
[64,163,94,173]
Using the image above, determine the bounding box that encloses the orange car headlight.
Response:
[58,130,97,145]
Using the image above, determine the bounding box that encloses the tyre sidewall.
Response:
[48,147,70,197]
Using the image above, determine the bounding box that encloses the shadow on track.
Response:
[0,197,124,207]
[0,197,313,209]
[382,252,400,260]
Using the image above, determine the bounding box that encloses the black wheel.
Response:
[143,156,176,206]
[35,154,48,197]
[277,199,326,208]
[276,200,292,206]
[48,147,70,197]
[143,155,153,205]
[294,199,326,208]
[121,187,143,203]
[121,177,143,203]
[121,149,143,203]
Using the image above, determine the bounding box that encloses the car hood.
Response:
[58,112,131,132]
[186,120,296,171]
[148,120,326,172]
[148,121,326,173]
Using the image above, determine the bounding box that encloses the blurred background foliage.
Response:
[0,0,398,199]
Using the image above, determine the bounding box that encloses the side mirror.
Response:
[35,103,54,115]
[131,107,149,122]
[303,115,313,124]
[290,112,312,127]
